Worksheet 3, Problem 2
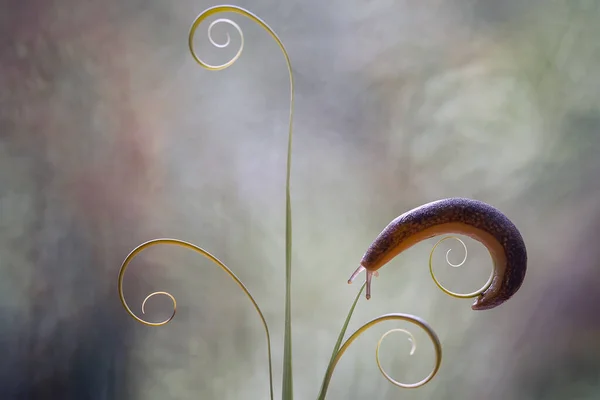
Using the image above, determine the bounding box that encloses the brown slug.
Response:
[348,197,527,310]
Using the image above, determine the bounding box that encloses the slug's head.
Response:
[348,265,379,299]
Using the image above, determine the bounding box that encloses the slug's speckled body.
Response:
[349,198,527,310]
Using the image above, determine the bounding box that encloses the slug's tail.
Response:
[470,289,504,311]
[348,265,378,300]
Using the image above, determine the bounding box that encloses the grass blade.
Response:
[189,6,296,399]
[283,192,294,400]
[316,282,366,400]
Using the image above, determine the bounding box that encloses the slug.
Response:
[348,197,527,310]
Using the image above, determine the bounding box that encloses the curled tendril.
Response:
[140,291,177,325]
[207,18,240,49]
[429,236,494,299]
[320,313,442,394]
[188,5,294,85]
[192,17,244,68]
[117,238,274,400]
[376,328,421,387]
[444,236,468,268]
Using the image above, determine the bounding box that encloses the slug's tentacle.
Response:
[351,198,527,310]
[348,267,378,299]
[117,239,274,400]
[319,313,442,395]
[348,265,365,283]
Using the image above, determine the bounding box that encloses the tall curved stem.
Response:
[188,5,296,400]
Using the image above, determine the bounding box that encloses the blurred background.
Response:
[1,0,599,399]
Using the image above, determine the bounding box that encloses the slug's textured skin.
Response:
[353,198,527,310]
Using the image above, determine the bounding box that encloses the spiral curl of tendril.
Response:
[376,328,417,385]
[117,238,275,400]
[320,314,442,394]
[429,236,494,299]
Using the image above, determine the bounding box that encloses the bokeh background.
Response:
[1,0,600,399]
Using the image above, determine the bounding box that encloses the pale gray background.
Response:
[1,0,599,399]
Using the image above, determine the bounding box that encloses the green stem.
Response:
[316,283,366,400]
[188,6,296,400]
